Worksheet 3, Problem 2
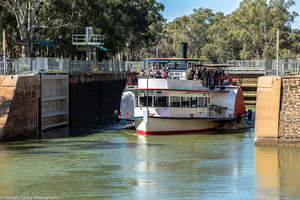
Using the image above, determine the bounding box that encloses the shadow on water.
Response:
[0,125,166,155]
[0,140,165,154]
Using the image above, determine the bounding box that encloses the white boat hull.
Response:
[136,116,216,135]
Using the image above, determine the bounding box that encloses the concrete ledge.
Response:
[254,137,278,146]
[0,75,39,141]
[255,76,281,144]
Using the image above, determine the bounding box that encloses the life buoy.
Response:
[149,113,155,117]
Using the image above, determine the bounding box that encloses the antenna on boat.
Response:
[146,58,149,117]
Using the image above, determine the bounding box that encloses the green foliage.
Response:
[164,0,300,61]
[0,0,164,60]
[1,0,300,61]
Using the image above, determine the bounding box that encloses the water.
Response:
[0,126,299,200]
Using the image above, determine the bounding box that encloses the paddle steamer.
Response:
[120,58,246,135]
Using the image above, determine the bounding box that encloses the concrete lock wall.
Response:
[255,76,281,145]
[255,76,300,145]
[0,75,39,141]
[0,73,132,141]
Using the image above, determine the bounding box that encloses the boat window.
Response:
[135,96,139,107]
[167,62,176,70]
[204,97,210,107]
[154,96,169,107]
[176,62,187,70]
[139,96,153,107]
[191,97,197,108]
[159,62,167,69]
[170,96,181,107]
[197,97,205,107]
[181,97,190,108]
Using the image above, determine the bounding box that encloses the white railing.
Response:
[227,60,266,68]
[226,59,300,76]
[0,60,13,74]
[72,34,104,46]
[0,61,5,74]
[11,57,69,74]
[69,61,142,73]
[2,57,143,75]
[4,57,300,76]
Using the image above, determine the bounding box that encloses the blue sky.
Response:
[159,0,300,29]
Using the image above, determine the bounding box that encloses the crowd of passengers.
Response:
[185,67,225,87]
[139,65,226,87]
[139,66,169,79]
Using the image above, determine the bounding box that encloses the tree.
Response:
[0,6,18,58]
[202,12,242,61]
[229,0,298,59]
[165,0,299,61]
[0,0,56,57]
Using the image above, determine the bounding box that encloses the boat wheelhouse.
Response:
[120,58,246,135]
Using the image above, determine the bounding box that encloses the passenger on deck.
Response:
[194,70,199,80]
[161,68,168,78]
[154,66,161,78]
[186,67,194,80]
[139,69,145,78]
[207,70,213,87]
[202,68,208,86]
[194,70,202,80]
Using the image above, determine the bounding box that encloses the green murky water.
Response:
[0,127,299,200]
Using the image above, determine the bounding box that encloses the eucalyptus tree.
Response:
[165,15,190,57]
[0,6,18,58]
[165,8,216,59]
[200,12,236,61]
[0,0,57,57]
[229,0,298,59]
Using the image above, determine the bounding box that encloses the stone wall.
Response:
[255,76,300,145]
[278,77,300,143]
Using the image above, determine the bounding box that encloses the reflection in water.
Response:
[255,146,300,200]
[255,147,279,199]
[0,128,300,199]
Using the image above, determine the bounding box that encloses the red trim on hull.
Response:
[136,128,215,135]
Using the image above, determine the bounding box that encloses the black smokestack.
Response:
[180,42,188,58]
